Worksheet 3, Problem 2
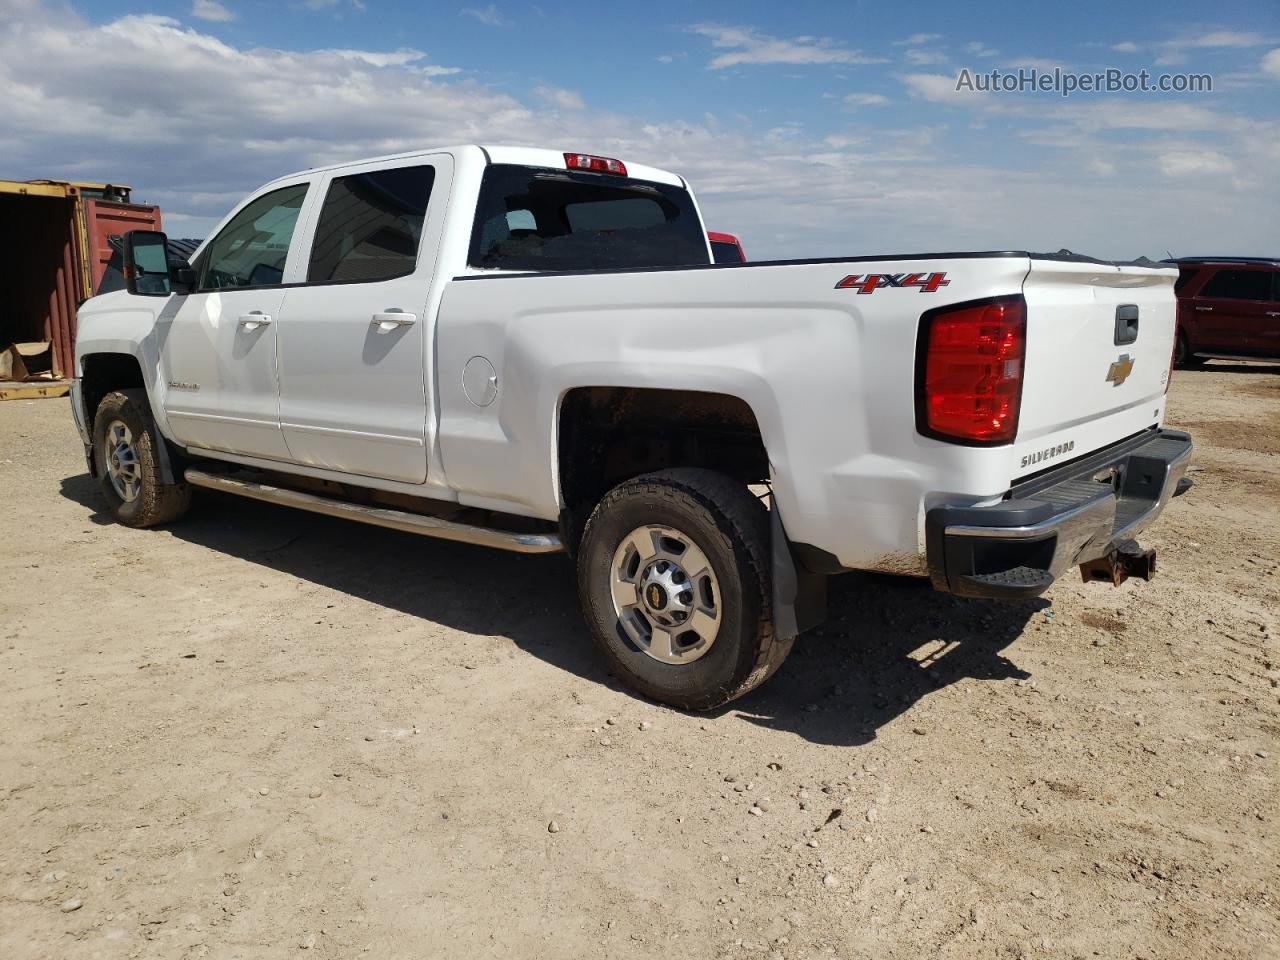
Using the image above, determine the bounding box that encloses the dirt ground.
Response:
[0,365,1276,960]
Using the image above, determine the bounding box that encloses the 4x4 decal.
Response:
[835,271,950,294]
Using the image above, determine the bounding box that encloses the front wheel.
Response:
[577,468,793,711]
[92,390,192,528]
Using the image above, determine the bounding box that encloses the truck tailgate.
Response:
[1013,259,1177,478]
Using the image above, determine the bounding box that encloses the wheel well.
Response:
[557,387,769,518]
[81,353,144,427]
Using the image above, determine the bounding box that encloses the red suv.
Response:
[1169,257,1280,366]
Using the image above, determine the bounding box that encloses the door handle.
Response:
[238,312,272,329]
[372,310,417,330]
[1194,306,1213,312]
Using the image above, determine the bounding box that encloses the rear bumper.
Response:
[925,429,1193,599]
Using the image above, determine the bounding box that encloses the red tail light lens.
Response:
[916,295,1026,445]
[564,152,627,176]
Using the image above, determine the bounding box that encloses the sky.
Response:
[1,0,1277,259]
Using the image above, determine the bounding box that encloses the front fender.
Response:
[75,293,177,442]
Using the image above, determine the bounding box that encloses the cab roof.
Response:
[271,144,687,189]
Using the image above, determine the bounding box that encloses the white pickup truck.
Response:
[72,144,1192,709]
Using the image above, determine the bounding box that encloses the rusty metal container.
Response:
[0,180,82,379]
[0,179,161,381]
[83,197,163,294]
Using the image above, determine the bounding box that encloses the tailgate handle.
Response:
[1114,304,1139,345]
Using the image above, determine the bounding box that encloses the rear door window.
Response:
[468,164,709,271]
[199,183,309,290]
[307,165,436,283]
[1199,269,1270,301]
[1173,267,1200,294]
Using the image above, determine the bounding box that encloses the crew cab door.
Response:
[1192,267,1271,354]
[275,156,451,483]
[158,180,312,460]
[1262,272,1280,357]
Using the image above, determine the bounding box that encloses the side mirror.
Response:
[123,230,172,297]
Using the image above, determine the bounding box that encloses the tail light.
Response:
[564,152,627,176]
[915,295,1026,446]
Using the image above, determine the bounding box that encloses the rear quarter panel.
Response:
[434,256,1032,570]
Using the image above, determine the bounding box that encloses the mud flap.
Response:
[122,387,183,487]
[152,430,182,487]
[771,507,828,642]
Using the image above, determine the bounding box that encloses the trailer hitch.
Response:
[1079,538,1156,587]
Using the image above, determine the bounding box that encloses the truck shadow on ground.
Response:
[62,476,1041,748]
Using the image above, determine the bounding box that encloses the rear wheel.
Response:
[1175,332,1205,368]
[92,390,192,528]
[577,468,793,710]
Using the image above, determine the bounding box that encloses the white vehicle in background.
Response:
[71,145,1192,709]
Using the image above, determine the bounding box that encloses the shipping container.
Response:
[0,179,161,382]
[83,197,163,294]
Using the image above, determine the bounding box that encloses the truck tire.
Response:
[1175,331,1204,369]
[92,389,192,528]
[577,468,793,711]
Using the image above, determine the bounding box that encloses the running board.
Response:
[183,468,563,554]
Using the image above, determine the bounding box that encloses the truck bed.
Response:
[435,250,1178,572]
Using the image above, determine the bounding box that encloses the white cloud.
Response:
[1065,100,1223,132]
[1007,57,1069,71]
[533,85,584,110]
[843,92,888,108]
[1112,41,1139,53]
[191,0,235,22]
[0,11,520,202]
[1263,48,1280,79]
[691,23,885,69]
[894,33,941,46]
[905,48,947,65]
[1156,29,1274,64]
[902,72,986,103]
[460,4,506,26]
[965,41,998,58]
[328,48,446,69]
[1182,30,1271,49]
[302,0,365,11]
[1157,149,1234,177]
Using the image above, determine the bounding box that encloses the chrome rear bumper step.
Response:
[184,468,563,554]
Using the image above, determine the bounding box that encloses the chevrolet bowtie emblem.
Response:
[1106,354,1135,387]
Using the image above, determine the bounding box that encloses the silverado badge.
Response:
[1106,354,1134,387]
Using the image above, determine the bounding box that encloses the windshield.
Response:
[468,164,709,272]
